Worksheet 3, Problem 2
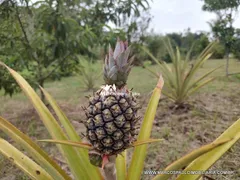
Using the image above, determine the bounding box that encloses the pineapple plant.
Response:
[143,39,220,106]
[83,40,141,167]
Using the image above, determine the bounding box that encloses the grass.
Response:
[0,59,240,179]
[1,59,239,103]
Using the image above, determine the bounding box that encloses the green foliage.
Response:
[75,56,102,91]
[208,13,236,50]
[143,60,152,67]
[144,34,167,62]
[0,0,150,97]
[233,29,240,60]
[0,0,95,98]
[143,39,220,105]
[141,31,210,64]
[211,42,225,59]
[167,30,211,59]
[202,0,240,75]
[202,0,240,11]
[130,43,152,65]
[234,73,240,80]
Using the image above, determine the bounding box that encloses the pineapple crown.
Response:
[103,39,134,89]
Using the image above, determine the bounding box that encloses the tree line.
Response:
[139,0,240,76]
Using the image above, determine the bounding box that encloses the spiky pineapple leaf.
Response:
[116,150,127,180]
[40,87,82,142]
[0,116,70,180]
[152,138,231,180]
[0,138,53,180]
[131,139,163,147]
[186,77,216,97]
[182,65,222,99]
[176,117,240,180]
[38,139,163,150]
[0,62,101,180]
[38,139,93,149]
[127,75,164,180]
[40,87,102,179]
[116,139,163,180]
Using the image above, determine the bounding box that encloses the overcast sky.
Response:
[149,0,240,34]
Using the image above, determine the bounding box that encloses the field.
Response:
[0,59,240,180]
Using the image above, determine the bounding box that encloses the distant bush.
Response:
[142,34,169,64]
[211,43,225,59]
[130,43,149,66]
[142,60,152,67]
[233,51,240,60]
[235,74,240,79]
[233,38,240,61]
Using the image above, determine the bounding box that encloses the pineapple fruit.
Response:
[83,40,141,167]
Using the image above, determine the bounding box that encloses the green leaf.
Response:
[0,62,97,180]
[39,138,163,150]
[196,42,216,61]
[40,87,102,179]
[40,88,82,142]
[131,139,163,147]
[116,150,127,180]
[142,45,178,94]
[127,75,164,180]
[176,117,240,180]
[152,138,231,180]
[187,77,216,97]
[0,138,53,180]
[0,116,70,180]
[180,53,213,97]
[38,139,92,149]
[194,65,222,85]
[185,65,222,95]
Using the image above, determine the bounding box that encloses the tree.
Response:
[232,28,240,60]
[201,0,240,75]
[0,0,96,101]
[0,0,150,100]
[69,0,150,49]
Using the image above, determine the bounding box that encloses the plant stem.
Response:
[226,49,229,76]
[102,156,116,180]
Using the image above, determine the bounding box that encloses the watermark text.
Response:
[143,170,234,175]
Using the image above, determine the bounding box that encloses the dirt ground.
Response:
[142,87,240,180]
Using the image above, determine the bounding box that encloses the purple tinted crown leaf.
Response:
[113,40,126,59]
[103,39,133,88]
